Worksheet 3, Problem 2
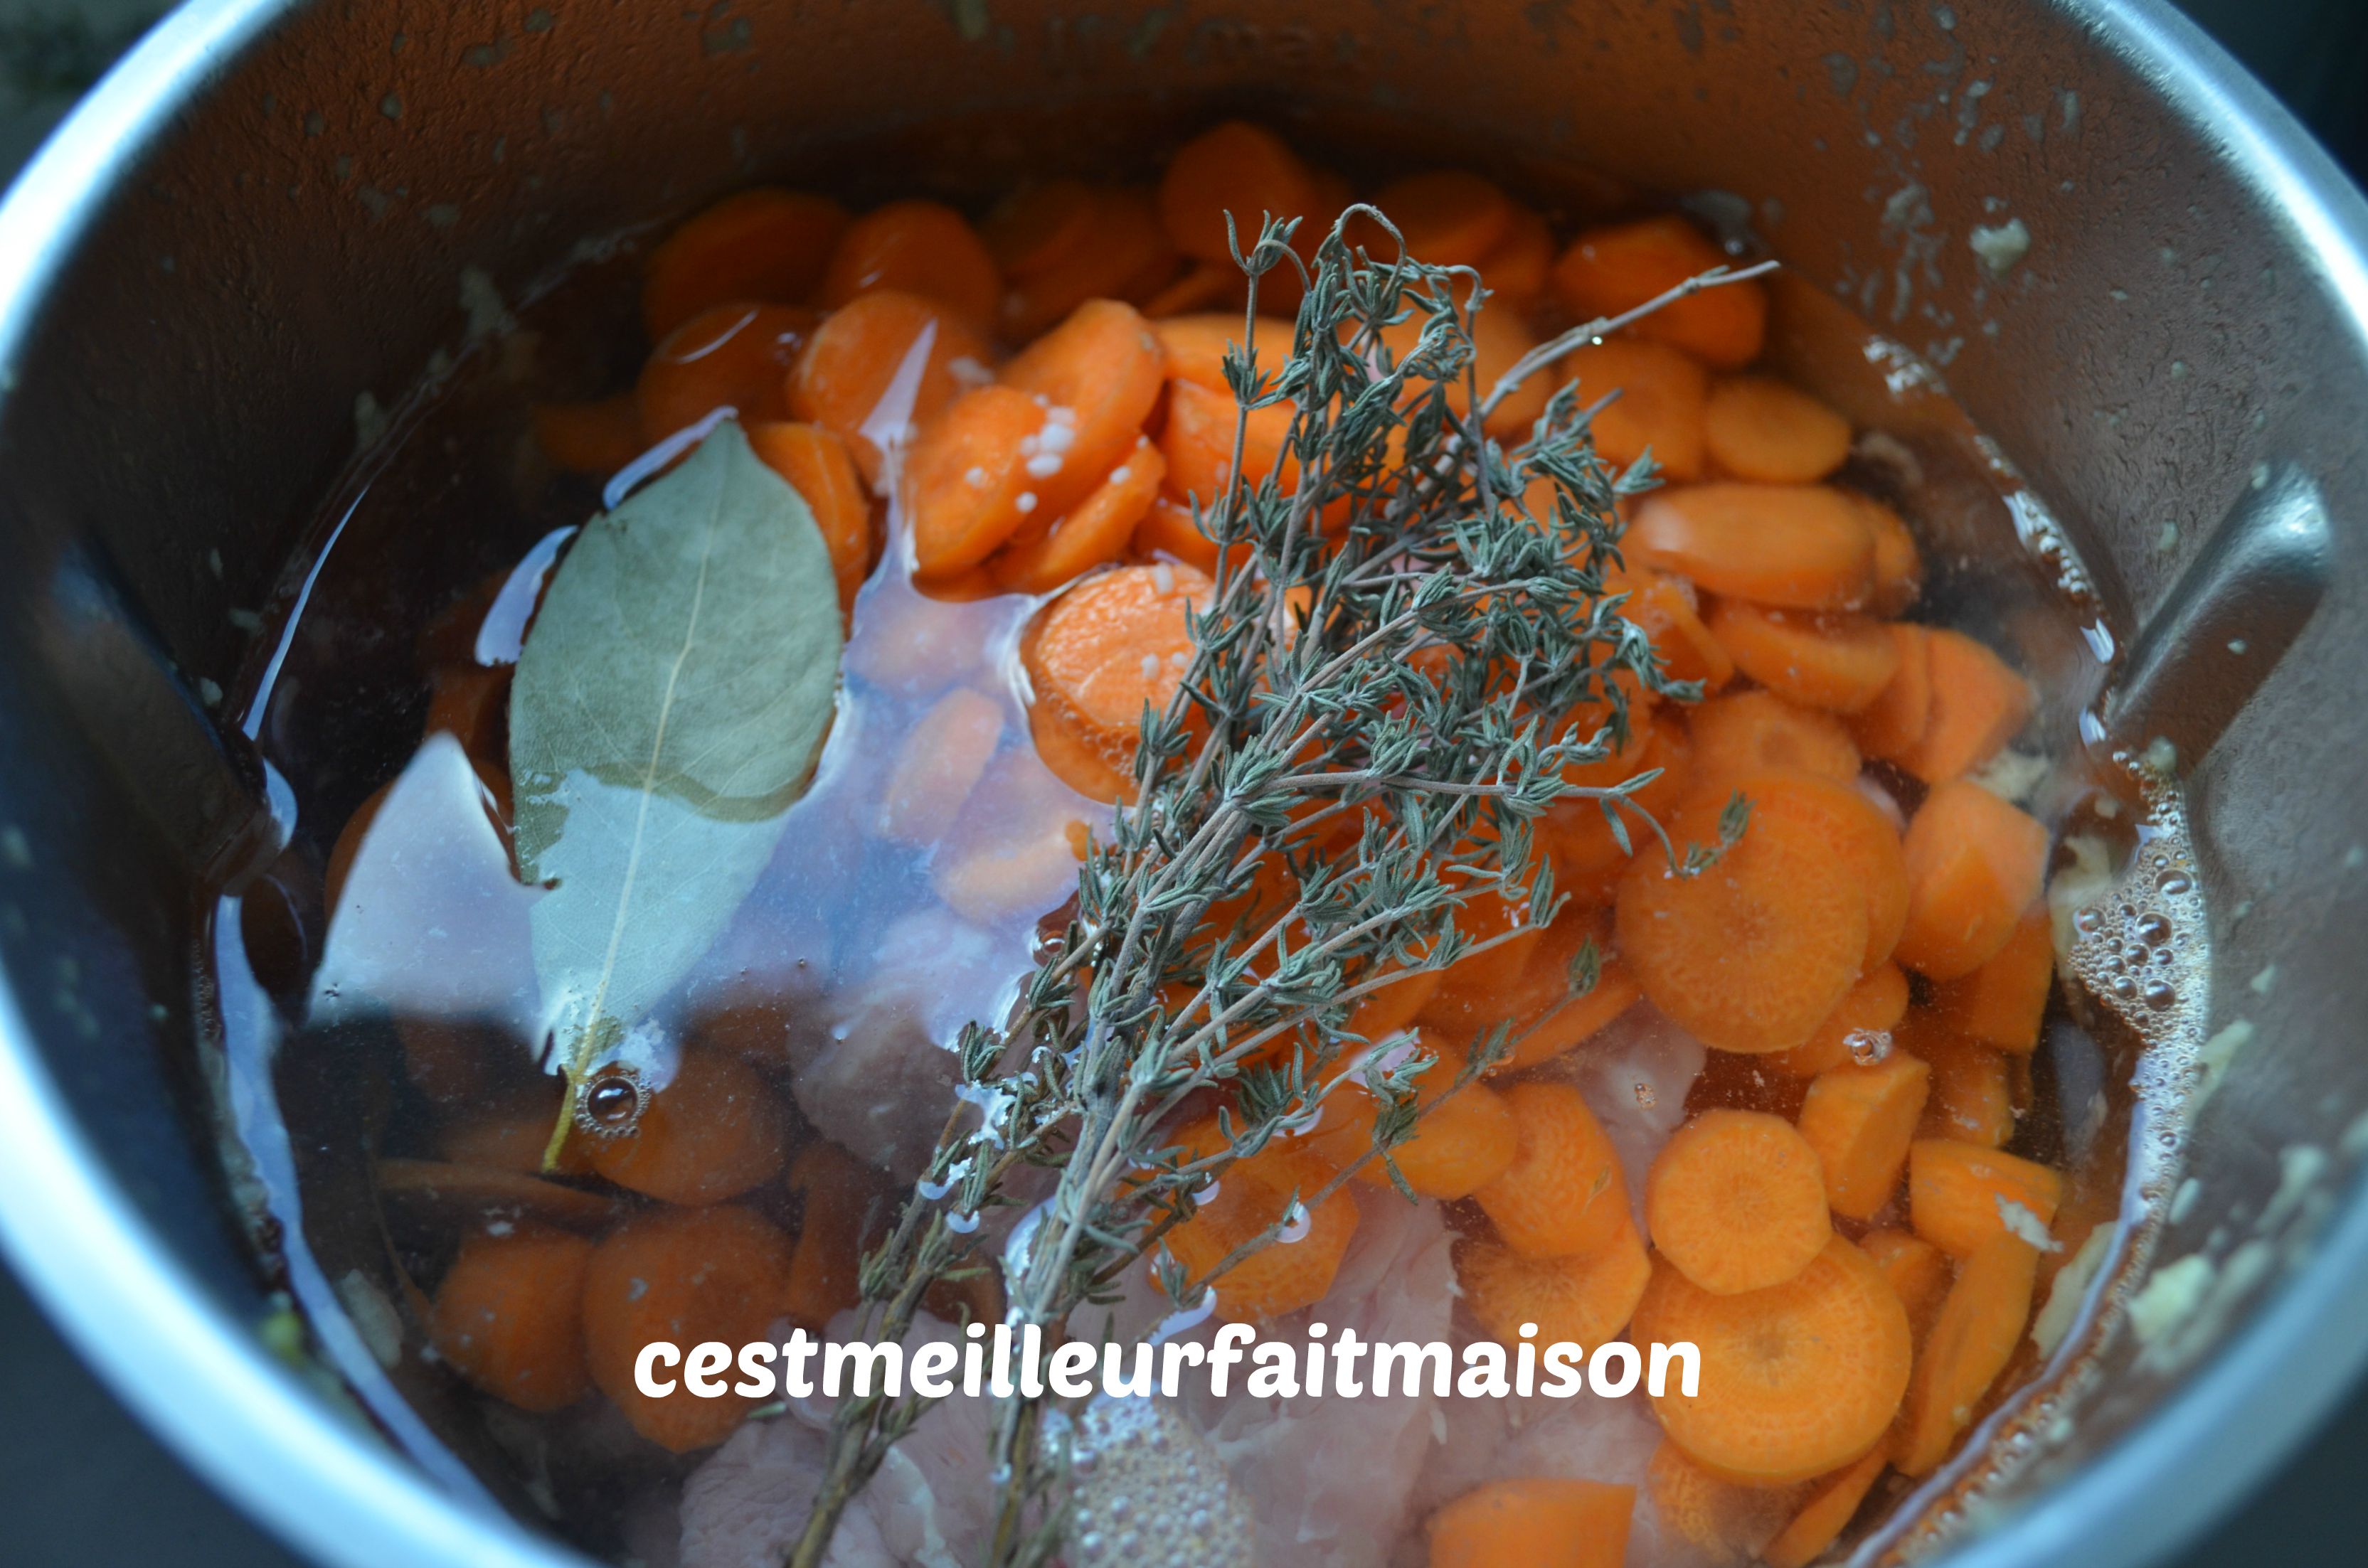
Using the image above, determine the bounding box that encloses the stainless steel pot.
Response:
[1,3,2364,1566]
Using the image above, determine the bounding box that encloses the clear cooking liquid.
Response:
[197,131,2203,1568]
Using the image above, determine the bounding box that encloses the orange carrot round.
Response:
[1473,1081,1630,1259]
[1896,1232,2040,1475]
[1631,1236,1912,1486]
[875,686,1006,845]
[1860,1227,1951,1340]
[785,1142,874,1330]
[1906,1020,2014,1147]
[1749,769,1908,971]
[1305,1057,1519,1200]
[1560,338,1709,482]
[905,385,1055,575]
[1706,601,1903,715]
[1628,484,1879,611]
[1000,299,1169,519]
[1154,312,1294,396]
[1856,495,1925,616]
[1849,622,1934,762]
[1647,1440,1808,1564]
[1931,902,2054,1055]
[1535,708,1692,899]
[1614,782,1871,1055]
[1768,960,1910,1077]
[1610,567,1733,690]
[1428,1478,1636,1568]
[1551,215,1768,369]
[1703,375,1853,483]
[642,188,851,338]
[1026,703,1137,804]
[1162,1118,1359,1323]
[430,1225,594,1412]
[1688,690,1861,788]
[1476,203,1556,312]
[636,302,814,442]
[819,199,1000,333]
[1000,186,1179,341]
[1797,1053,1931,1220]
[1646,1109,1832,1295]
[980,178,1100,278]
[788,290,993,480]
[1375,302,1547,439]
[1907,1138,2061,1258]
[1130,494,1249,577]
[1761,1444,1891,1568]
[1156,122,1317,265]
[1457,1217,1652,1348]
[1891,629,2031,783]
[1894,779,2049,980]
[991,438,1167,593]
[585,1047,787,1206]
[1023,561,1209,777]
[580,1205,795,1451]
[746,420,876,612]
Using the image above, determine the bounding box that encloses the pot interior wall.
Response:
[1,1,2365,1563]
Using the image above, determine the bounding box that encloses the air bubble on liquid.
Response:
[2143,981,2176,1010]
[2159,871,2193,897]
[1847,1028,1894,1066]
[1634,1082,1657,1109]
[2135,912,2172,945]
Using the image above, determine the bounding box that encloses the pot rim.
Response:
[0,4,2362,1567]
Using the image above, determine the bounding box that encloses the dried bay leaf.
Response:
[510,421,841,1156]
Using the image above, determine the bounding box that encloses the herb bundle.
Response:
[787,213,1771,1568]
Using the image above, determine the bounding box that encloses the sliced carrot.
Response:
[1613,567,1733,690]
[1551,215,1768,369]
[788,290,993,479]
[533,396,647,475]
[1634,1237,1911,1486]
[1687,689,1861,786]
[1130,494,1249,576]
[1797,1054,1932,1221]
[1473,1081,1630,1259]
[1849,623,1934,762]
[819,199,1000,333]
[642,188,851,337]
[1022,562,1209,778]
[1157,121,1317,265]
[636,302,814,441]
[1896,1233,2040,1475]
[1560,338,1709,482]
[1891,629,2032,783]
[1429,1477,1636,1568]
[1706,601,1903,715]
[1930,902,2054,1055]
[1137,259,1236,320]
[876,686,1005,845]
[1153,311,1294,396]
[1475,203,1556,312]
[991,439,1166,594]
[1894,779,2049,980]
[1502,955,1642,1074]
[1000,298,1169,517]
[1615,782,1871,1055]
[1907,1138,2063,1258]
[1305,1056,1519,1200]
[1161,377,1297,506]
[980,178,1100,278]
[1418,905,1617,1066]
[429,1225,594,1412]
[1761,1444,1891,1568]
[999,186,1180,342]
[580,1205,795,1451]
[1628,484,1877,611]
[1456,1217,1652,1349]
[1352,170,1514,266]
[1027,703,1135,804]
[1704,375,1853,484]
[1766,961,1908,1077]
[785,1141,873,1330]
[746,420,875,612]
[1646,1109,1832,1295]
[1903,1018,2014,1147]
[585,1047,787,1206]
[1860,1227,1952,1340]
[1856,496,1925,616]
[1647,1440,1807,1566]
[1162,1117,1359,1323]
[905,385,1052,576]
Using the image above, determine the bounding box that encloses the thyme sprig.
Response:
[786,213,1773,1568]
